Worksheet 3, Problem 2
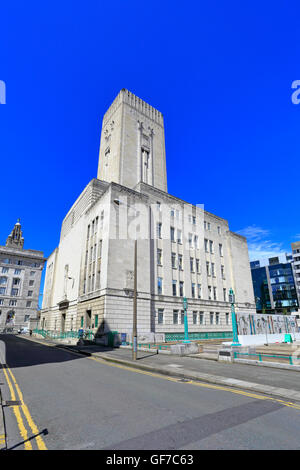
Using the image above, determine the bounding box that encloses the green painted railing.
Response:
[233,351,295,365]
[165,331,233,342]
[33,329,95,341]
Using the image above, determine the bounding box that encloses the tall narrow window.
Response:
[157,277,163,295]
[158,309,164,324]
[170,227,175,242]
[179,281,184,297]
[178,254,183,270]
[157,249,162,265]
[172,280,177,296]
[171,252,176,269]
[157,223,162,239]
[191,283,195,298]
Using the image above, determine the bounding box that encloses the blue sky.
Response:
[1,1,300,302]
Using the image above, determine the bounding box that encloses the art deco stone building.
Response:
[41,89,255,341]
[0,220,46,330]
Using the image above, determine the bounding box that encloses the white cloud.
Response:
[237,225,286,262]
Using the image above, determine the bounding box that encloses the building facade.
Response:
[0,220,46,330]
[41,89,256,341]
[251,256,298,314]
[291,241,300,306]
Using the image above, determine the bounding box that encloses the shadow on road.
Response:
[0,334,116,369]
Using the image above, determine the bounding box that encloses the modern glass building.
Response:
[251,257,298,313]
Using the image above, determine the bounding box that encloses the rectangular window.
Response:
[170,227,175,242]
[219,244,223,256]
[206,262,210,276]
[181,311,185,324]
[157,223,162,239]
[226,312,230,325]
[9,300,17,306]
[199,312,204,325]
[208,286,212,300]
[11,288,19,296]
[157,201,161,211]
[157,248,162,266]
[221,265,225,279]
[0,299,3,305]
[179,281,184,297]
[27,290,33,297]
[2,267,8,273]
[216,312,220,325]
[223,288,227,301]
[13,278,20,286]
[26,301,32,308]
[196,259,200,273]
[211,263,215,277]
[17,260,23,266]
[172,280,177,296]
[157,277,163,295]
[173,310,179,324]
[191,283,195,298]
[95,314,99,327]
[171,252,176,269]
[197,284,201,299]
[178,254,183,270]
[209,240,214,254]
[190,257,194,272]
[188,233,192,248]
[217,226,221,235]
[15,269,21,275]
[193,311,197,324]
[0,277,7,285]
[29,280,34,286]
[24,315,30,323]
[0,288,5,295]
[204,239,208,252]
[158,309,164,324]
[177,229,182,244]
[194,235,198,249]
[210,312,214,325]
[213,286,217,300]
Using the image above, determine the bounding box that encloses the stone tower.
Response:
[6,219,24,249]
[97,89,168,192]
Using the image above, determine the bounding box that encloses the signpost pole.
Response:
[183,297,190,343]
[229,288,241,347]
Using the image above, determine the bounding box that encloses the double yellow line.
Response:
[2,364,47,450]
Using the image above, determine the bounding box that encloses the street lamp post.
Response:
[132,239,137,360]
[229,288,241,346]
[182,297,190,343]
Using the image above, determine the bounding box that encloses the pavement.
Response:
[19,334,300,404]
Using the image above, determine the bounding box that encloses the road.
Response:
[0,334,300,450]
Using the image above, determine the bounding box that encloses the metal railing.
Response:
[33,329,95,341]
[233,351,296,365]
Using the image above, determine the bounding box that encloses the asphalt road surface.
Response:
[1,334,300,450]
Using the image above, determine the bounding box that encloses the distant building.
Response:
[291,241,300,306]
[251,256,298,313]
[0,220,46,330]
